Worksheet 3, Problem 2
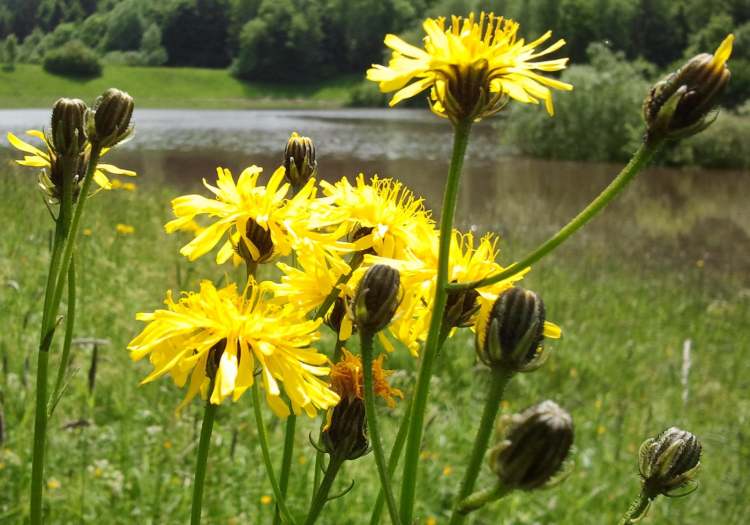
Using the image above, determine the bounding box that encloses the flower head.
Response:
[165,165,335,265]
[7,130,136,202]
[639,427,702,498]
[329,348,402,407]
[128,280,339,417]
[367,12,572,122]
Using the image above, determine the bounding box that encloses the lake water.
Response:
[2,108,749,278]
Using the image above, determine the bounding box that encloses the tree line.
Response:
[0,0,747,87]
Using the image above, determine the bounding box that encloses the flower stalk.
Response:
[448,139,664,292]
[620,490,652,525]
[190,378,218,525]
[303,454,346,525]
[448,368,513,525]
[456,482,511,514]
[399,118,472,524]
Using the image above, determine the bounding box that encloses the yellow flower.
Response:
[165,165,336,265]
[7,130,136,199]
[260,495,273,505]
[329,348,403,407]
[128,280,339,417]
[116,223,135,235]
[367,12,572,121]
[47,478,61,490]
[315,174,435,261]
[82,228,93,236]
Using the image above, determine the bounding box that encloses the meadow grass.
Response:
[0,65,359,109]
[0,157,748,525]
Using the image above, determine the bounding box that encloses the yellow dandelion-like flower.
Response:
[314,174,435,261]
[329,348,403,407]
[165,165,339,266]
[6,130,136,199]
[367,12,572,121]
[128,280,339,417]
[260,495,273,505]
[116,223,135,235]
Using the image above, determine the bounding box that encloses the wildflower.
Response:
[260,495,273,505]
[314,174,435,261]
[354,264,402,334]
[49,97,88,157]
[475,287,561,372]
[7,130,136,202]
[284,132,317,191]
[488,400,574,490]
[116,223,135,235]
[643,34,733,141]
[89,88,134,148]
[639,427,701,498]
[47,478,61,490]
[83,228,93,236]
[367,12,571,122]
[165,165,336,266]
[128,280,339,417]
[322,349,402,460]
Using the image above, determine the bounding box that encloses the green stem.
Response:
[361,331,401,525]
[448,368,513,525]
[448,141,663,292]
[303,454,345,525]
[30,154,78,525]
[620,490,653,525]
[399,119,473,524]
[49,256,76,417]
[274,413,297,525]
[190,379,218,525]
[456,482,511,515]
[370,329,449,525]
[252,381,297,525]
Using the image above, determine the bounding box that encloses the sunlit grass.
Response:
[0,162,747,524]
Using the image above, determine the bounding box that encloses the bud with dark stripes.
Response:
[354,264,401,334]
[639,427,702,498]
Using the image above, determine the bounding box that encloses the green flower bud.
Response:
[89,88,134,148]
[476,287,548,372]
[322,397,369,461]
[49,98,89,156]
[639,427,702,498]
[354,264,401,334]
[643,35,733,142]
[488,400,574,490]
[236,218,275,265]
[444,286,480,328]
[284,132,317,191]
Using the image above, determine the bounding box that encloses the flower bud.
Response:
[237,218,275,265]
[643,34,733,142]
[89,88,134,148]
[49,98,88,156]
[354,264,401,333]
[283,132,317,191]
[476,287,548,372]
[444,287,480,328]
[322,397,369,460]
[638,427,701,498]
[325,297,348,334]
[488,400,574,490]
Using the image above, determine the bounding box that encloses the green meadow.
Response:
[0,65,358,109]
[0,153,747,524]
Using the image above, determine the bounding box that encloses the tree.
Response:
[3,33,17,70]
[162,0,231,67]
[232,0,325,81]
[104,1,143,51]
[141,22,167,66]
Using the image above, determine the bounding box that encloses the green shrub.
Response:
[666,108,750,169]
[3,33,17,71]
[346,79,388,107]
[506,43,650,162]
[43,39,102,78]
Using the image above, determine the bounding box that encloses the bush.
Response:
[43,40,102,77]
[3,33,17,71]
[346,79,388,107]
[102,50,144,66]
[506,43,650,163]
[666,108,750,169]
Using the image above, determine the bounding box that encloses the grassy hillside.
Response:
[0,64,360,109]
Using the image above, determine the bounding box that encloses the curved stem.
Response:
[49,256,76,416]
[191,380,218,525]
[456,482,511,515]
[274,413,297,525]
[448,368,513,525]
[30,153,78,525]
[399,119,473,524]
[620,490,653,525]
[252,381,297,525]
[303,454,345,525]
[449,141,663,292]
[361,331,402,525]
